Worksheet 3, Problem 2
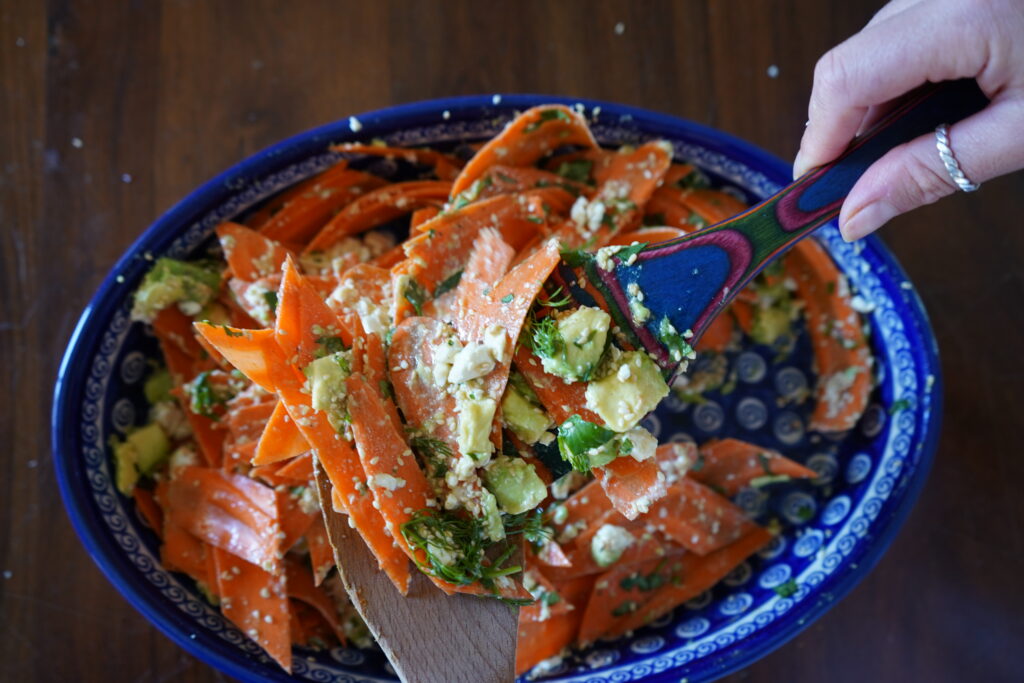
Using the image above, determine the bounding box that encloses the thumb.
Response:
[840,96,1024,240]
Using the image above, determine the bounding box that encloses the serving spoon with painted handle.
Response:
[564,78,988,377]
[312,79,987,683]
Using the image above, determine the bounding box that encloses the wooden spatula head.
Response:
[313,460,518,683]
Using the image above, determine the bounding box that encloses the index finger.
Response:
[794,0,993,178]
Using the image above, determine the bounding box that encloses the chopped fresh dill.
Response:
[403,279,429,316]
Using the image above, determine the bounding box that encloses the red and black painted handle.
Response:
[577,79,989,374]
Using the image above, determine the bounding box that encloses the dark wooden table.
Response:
[3,1,1022,681]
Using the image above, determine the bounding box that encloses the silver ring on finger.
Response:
[935,124,980,192]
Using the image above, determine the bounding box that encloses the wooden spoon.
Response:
[314,460,517,683]
[312,79,987,683]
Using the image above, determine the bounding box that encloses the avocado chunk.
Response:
[112,422,172,495]
[455,393,497,458]
[533,306,610,382]
[304,351,352,432]
[751,306,793,346]
[500,375,553,444]
[143,366,173,404]
[130,257,221,323]
[129,422,172,475]
[584,350,669,432]
[481,456,547,515]
[112,439,140,496]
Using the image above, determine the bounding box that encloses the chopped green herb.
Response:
[400,510,520,589]
[619,438,634,455]
[825,281,836,295]
[643,212,666,226]
[619,561,668,592]
[403,279,429,316]
[658,316,695,363]
[495,171,518,184]
[501,294,514,304]
[222,325,245,338]
[773,578,799,598]
[542,592,561,606]
[554,159,593,184]
[537,286,572,309]
[523,107,572,133]
[559,247,591,268]
[556,415,616,473]
[611,600,640,617]
[616,242,648,264]
[262,290,278,313]
[187,371,233,420]
[525,215,544,224]
[434,269,463,298]
[757,452,773,475]
[529,316,565,360]
[676,167,710,189]
[688,211,708,228]
[411,436,452,478]
[315,336,347,356]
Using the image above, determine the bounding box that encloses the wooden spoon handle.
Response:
[588,79,988,370]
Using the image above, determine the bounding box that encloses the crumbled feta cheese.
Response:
[590,524,635,566]
[369,473,406,491]
[448,342,497,383]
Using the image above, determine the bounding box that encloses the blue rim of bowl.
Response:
[52,94,942,683]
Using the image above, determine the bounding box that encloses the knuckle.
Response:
[813,48,850,99]
[891,149,957,210]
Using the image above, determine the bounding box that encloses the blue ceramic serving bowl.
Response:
[52,95,941,682]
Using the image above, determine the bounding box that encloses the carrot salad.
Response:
[114,105,874,675]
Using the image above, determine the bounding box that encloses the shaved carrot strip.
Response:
[284,558,346,644]
[193,324,277,393]
[305,180,452,254]
[275,452,314,481]
[217,222,294,281]
[269,263,411,593]
[592,456,669,521]
[161,517,209,583]
[607,226,687,246]
[452,104,597,196]
[396,194,544,320]
[276,257,352,361]
[305,517,335,586]
[212,547,292,672]
[576,548,686,645]
[167,467,282,573]
[784,239,872,431]
[346,373,434,563]
[513,343,602,425]
[515,575,594,675]
[133,488,163,538]
[276,488,317,552]
[520,568,573,622]
[692,438,817,496]
[257,168,387,244]
[613,526,773,636]
[246,160,350,229]
[678,188,749,224]
[254,400,310,465]
[331,143,463,180]
[647,478,757,555]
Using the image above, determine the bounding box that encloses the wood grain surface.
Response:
[2,1,1022,682]
[312,461,517,683]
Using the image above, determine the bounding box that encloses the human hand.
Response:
[794,0,1024,241]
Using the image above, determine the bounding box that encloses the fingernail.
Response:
[792,150,806,180]
[840,201,897,241]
